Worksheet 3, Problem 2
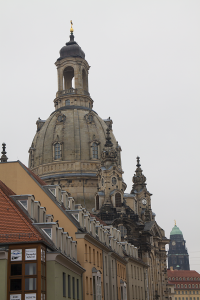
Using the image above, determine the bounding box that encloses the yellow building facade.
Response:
[0,160,147,300]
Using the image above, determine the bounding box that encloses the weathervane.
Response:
[70,20,74,34]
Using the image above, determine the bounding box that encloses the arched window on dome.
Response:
[82,69,88,92]
[92,142,98,159]
[63,66,75,90]
[54,143,61,160]
[115,193,122,207]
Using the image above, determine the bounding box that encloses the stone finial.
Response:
[0,143,8,163]
[136,156,141,168]
[104,128,113,147]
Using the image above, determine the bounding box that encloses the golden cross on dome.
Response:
[70,20,74,33]
[174,220,176,226]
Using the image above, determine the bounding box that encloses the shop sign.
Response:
[11,249,22,261]
[25,294,36,300]
[25,248,37,260]
[10,295,21,300]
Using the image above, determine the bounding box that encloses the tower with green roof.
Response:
[168,223,190,270]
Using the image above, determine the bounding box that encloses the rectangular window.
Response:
[10,279,22,291]
[11,264,22,276]
[25,263,37,275]
[25,278,37,290]
[90,278,92,294]
[89,246,91,263]
[93,249,95,265]
[77,279,79,300]
[100,253,102,268]
[31,200,34,218]
[97,251,99,267]
[63,272,66,297]
[85,244,87,261]
[86,276,89,294]
[38,206,40,221]
[72,277,75,299]
[93,277,96,299]
[68,275,71,298]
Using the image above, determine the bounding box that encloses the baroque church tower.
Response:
[168,223,190,270]
[29,25,121,211]
[28,24,170,300]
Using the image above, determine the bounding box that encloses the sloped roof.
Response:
[90,213,107,226]
[167,270,200,278]
[0,180,44,244]
[21,163,47,186]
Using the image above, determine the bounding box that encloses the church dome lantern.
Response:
[28,22,121,210]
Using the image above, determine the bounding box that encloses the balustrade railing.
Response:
[57,88,90,96]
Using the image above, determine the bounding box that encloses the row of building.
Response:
[0,160,149,300]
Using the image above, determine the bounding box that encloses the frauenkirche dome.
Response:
[29,30,122,210]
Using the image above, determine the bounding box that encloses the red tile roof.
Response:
[167,270,200,278]
[90,213,107,226]
[0,180,43,244]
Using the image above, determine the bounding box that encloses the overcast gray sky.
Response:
[0,0,199,272]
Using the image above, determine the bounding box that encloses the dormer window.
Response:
[42,228,52,239]
[49,188,56,196]
[54,143,61,160]
[73,213,79,221]
[19,200,28,210]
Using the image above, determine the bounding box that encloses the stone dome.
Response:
[59,34,85,60]
[29,106,119,209]
[29,30,122,210]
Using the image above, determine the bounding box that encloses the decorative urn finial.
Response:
[0,143,8,163]
[104,128,113,147]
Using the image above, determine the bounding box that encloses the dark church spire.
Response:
[131,156,147,193]
[0,143,8,163]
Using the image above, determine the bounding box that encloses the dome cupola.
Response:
[170,224,183,236]
[58,21,85,60]
[59,33,85,60]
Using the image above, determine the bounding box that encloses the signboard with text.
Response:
[10,295,21,300]
[25,248,37,260]
[25,294,36,300]
[11,249,22,261]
